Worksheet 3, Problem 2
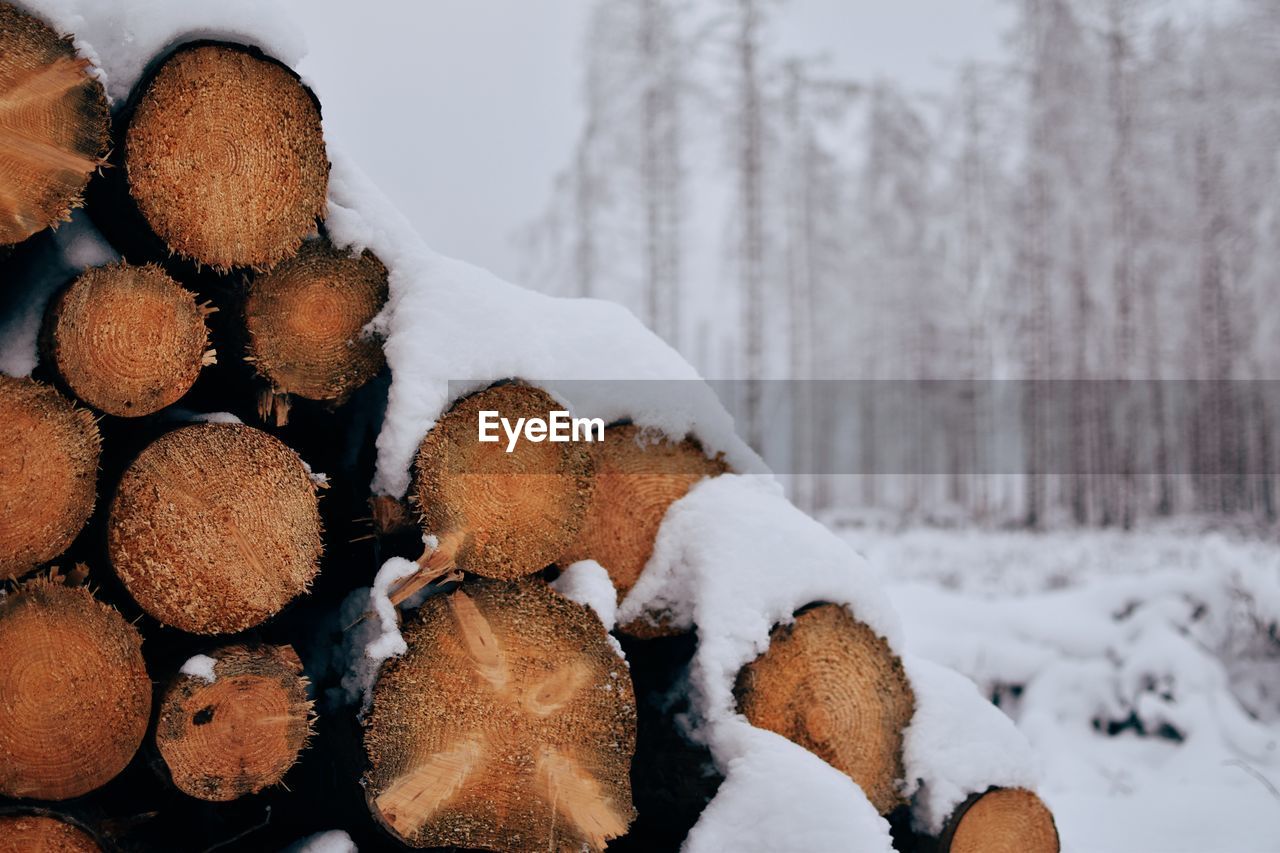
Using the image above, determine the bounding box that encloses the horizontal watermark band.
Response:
[440,379,1280,476]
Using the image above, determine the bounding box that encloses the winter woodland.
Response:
[524,0,1280,528]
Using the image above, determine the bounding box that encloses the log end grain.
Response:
[0,580,151,801]
[0,376,100,580]
[0,2,109,246]
[940,787,1060,853]
[47,262,211,416]
[558,424,726,636]
[125,43,328,270]
[734,603,915,815]
[108,422,323,634]
[414,384,595,580]
[0,814,100,853]
[245,239,387,406]
[157,644,313,802]
[364,579,636,851]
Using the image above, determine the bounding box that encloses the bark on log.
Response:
[0,376,99,580]
[557,424,726,637]
[936,787,1060,853]
[0,2,109,247]
[733,602,915,815]
[123,43,328,270]
[363,578,636,851]
[0,579,151,801]
[44,261,214,416]
[245,239,388,425]
[108,422,323,634]
[0,812,101,853]
[156,643,313,802]
[390,383,595,603]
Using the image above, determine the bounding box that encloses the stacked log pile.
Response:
[0,4,1060,852]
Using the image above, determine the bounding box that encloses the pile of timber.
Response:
[0,4,1060,852]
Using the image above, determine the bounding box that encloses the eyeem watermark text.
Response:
[478,410,605,452]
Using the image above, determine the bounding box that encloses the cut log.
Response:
[391,384,595,603]
[557,424,726,636]
[937,787,1060,853]
[124,43,328,270]
[108,422,324,634]
[0,813,100,852]
[245,239,388,424]
[0,3,109,246]
[364,578,636,851]
[0,376,99,580]
[0,579,151,800]
[44,261,213,416]
[157,644,313,802]
[733,603,915,815]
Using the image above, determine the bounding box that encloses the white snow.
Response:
[300,460,330,488]
[179,654,217,683]
[21,0,304,103]
[335,556,419,710]
[169,410,243,425]
[279,829,356,853]
[320,154,766,500]
[843,525,1280,853]
[682,720,894,853]
[901,656,1040,834]
[551,559,618,631]
[620,474,913,848]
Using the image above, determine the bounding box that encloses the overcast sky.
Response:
[279,0,1008,282]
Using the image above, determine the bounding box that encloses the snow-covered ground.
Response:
[840,525,1280,853]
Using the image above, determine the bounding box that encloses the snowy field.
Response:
[839,524,1280,853]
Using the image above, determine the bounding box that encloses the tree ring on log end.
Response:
[940,787,1060,853]
[733,602,915,814]
[414,383,595,579]
[364,578,636,851]
[557,424,726,637]
[0,376,99,580]
[0,3,109,246]
[245,239,387,403]
[0,580,151,801]
[157,643,313,802]
[108,422,323,634]
[0,813,101,852]
[125,43,329,270]
[48,262,210,416]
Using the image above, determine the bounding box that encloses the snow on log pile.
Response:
[0,1,1059,850]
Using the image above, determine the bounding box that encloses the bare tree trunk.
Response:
[734,0,767,452]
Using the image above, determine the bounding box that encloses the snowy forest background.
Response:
[518,0,1280,530]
